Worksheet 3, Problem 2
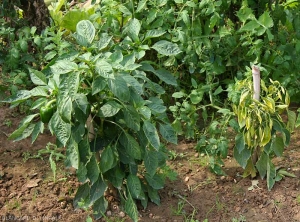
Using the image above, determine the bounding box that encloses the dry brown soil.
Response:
[1,105,300,222]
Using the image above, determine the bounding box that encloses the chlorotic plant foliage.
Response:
[3,18,179,221]
[228,65,296,190]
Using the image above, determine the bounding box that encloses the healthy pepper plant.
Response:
[3,18,179,221]
[228,65,296,190]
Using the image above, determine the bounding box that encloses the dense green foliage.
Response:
[1,0,300,220]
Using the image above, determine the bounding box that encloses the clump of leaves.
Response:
[229,66,296,190]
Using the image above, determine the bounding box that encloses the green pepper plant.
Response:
[228,65,296,190]
[3,18,179,221]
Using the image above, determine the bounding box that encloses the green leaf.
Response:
[143,120,160,150]
[61,10,89,31]
[77,162,87,182]
[236,7,255,23]
[95,60,114,79]
[144,150,158,177]
[108,76,130,102]
[50,60,78,74]
[44,51,57,61]
[287,110,296,132]
[233,144,251,169]
[271,136,284,157]
[122,76,143,95]
[30,86,49,97]
[145,173,164,189]
[125,191,139,222]
[31,121,44,143]
[73,182,90,209]
[127,174,143,200]
[159,123,177,144]
[29,69,47,86]
[151,40,182,56]
[97,33,112,51]
[147,186,160,205]
[99,145,117,173]
[66,137,79,169]
[153,69,177,86]
[258,11,273,28]
[106,166,125,189]
[256,152,268,179]
[124,18,140,42]
[93,196,108,220]
[144,29,166,41]
[76,20,95,45]
[86,155,100,185]
[190,90,203,104]
[92,76,107,95]
[267,160,276,190]
[90,177,107,204]
[146,97,166,114]
[120,133,141,160]
[74,94,89,114]
[172,91,186,98]
[136,0,147,12]
[49,112,71,146]
[9,123,35,142]
[235,133,245,154]
[59,96,72,123]
[124,106,141,132]
[98,101,122,117]
[239,20,260,32]
[2,90,31,104]
[138,106,151,120]
[9,114,38,140]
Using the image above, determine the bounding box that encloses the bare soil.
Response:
[1,105,300,222]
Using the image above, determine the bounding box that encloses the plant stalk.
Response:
[252,65,260,101]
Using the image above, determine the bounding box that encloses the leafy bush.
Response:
[3,16,180,220]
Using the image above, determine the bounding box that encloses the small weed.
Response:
[171,200,186,216]
[232,215,246,222]
[3,119,12,127]
[168,150,187,160]
[296,195,300,205]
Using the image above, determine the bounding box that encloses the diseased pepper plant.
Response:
[3,18,179,221]
[228,65,296,190]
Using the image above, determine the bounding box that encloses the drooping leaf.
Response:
[271,136,284,157]
[97,33,112,51]
[31,121,44,143]
[49,112,71,146]
[105,166,125,189]
[144,29,166,41]
[90,177,107,204]
[120,133,141,160]
[144,150,158,177]
[127,174,143,200]
[123,106,141,132]
[233,144,251,169]
[65,137,79,169]
[86,155,100,185]
[73,182,91,209]
[143,120,160,150]
[256,152,268,179]
[267,159,276,190]
[159,123,177,144]
[125,191,139,222]
[145,173,164,189]
[99,145,117,173]
[93,196,108,220]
